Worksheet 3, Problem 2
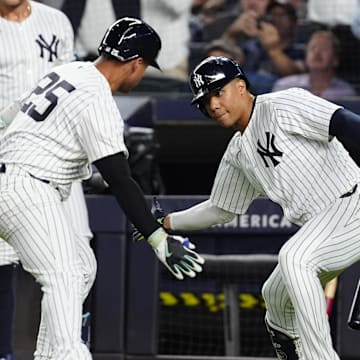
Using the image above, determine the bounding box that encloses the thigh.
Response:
[0,176,80,276]
[63,181,92,241]
[281,192,360,275]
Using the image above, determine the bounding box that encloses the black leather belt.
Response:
[340,184,358,198]
[0,163,50,184]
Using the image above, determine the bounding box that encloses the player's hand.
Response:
[147,228,204,280]
[132,196,166,242]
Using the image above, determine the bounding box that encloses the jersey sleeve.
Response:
[76,93,129,163]
[210,146,260,214]
[275,88,342,142]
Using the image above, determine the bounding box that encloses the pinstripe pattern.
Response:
[0,0,76,268]
[263,193,360,359]
[0,1,74,110]
[0,165,92,359]
[209,88,360,359]
[0,61,128,184]
[0,55,128,358]
[35,182,96,359]
[211,89,360,225]
[0,3,96,358]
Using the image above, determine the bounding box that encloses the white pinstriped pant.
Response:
[262,189,360,360]
[0,166,96,359]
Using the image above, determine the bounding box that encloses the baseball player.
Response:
[0,1,95,359]
[0,17,204,360]
[157,56,360,359]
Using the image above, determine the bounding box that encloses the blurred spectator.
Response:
[304,0,360,91]
[40,0,140,60]
[351,0,360,39]
[272,31,356,99]
[220,1,305,93]
[141,0,192,81]
[222,0,271,44]
[241,1,305,76]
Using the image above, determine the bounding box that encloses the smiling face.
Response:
[202,78,252,131]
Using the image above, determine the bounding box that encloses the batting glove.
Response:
[147,227,204,280]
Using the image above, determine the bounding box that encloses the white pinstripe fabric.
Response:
[0,182,93,264]
[263,192,360,359]
[211,89,359,225]
[34,181,96,360]
[0,165,91,359]
[0,0,75,267]
[0,3,96,358]
[208,88,360,358]
[0,1,74,110]
[0,58,128,358]
[0,62,128,185]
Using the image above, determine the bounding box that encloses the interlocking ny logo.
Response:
[193,73,204,88]
[35,34,59,62]
[257,132,283,167]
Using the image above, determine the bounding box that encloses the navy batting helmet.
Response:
[189,56,249,116]
[98,17,161,69]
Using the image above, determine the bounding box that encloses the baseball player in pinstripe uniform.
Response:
[158,56,360,359]
[0,17,204,360]
[0,1,95,359]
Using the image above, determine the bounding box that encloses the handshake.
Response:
[132,197,205,280]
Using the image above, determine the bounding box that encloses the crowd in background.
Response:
[36,0,360,98]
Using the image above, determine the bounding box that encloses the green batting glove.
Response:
[147,228,204,280]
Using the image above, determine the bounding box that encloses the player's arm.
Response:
[163,199,236,231]
[93,152,204,279]
[329,108,360,166]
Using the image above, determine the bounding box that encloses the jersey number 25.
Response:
[21,72,75,122]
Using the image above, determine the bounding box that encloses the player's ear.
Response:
[236,78,246,94]
[135,57,146,69]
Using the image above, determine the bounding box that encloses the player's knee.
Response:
[261,277,274,306]
[278,244,306,275]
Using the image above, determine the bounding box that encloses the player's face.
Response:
[203,79,248,130]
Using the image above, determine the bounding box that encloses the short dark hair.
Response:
[266,1,298,21]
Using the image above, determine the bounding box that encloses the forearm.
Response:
[164,199,235,231]
[267,47,304,76]
[94,153,160,238]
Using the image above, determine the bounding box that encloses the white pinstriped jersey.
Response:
[0,61,128,190]
[210,88,360,226]
[0,0,74,111]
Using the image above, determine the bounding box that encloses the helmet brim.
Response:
[150,59,161,70]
